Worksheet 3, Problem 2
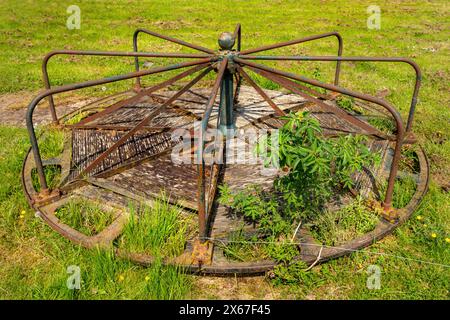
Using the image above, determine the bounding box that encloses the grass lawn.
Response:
[0,0,448,299]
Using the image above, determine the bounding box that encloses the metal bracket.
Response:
[367,199,399,223]
[31,188,61,206]
[191,239,213,265]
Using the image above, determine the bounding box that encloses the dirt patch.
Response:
[0,92,94,127]
[191,276,287,300]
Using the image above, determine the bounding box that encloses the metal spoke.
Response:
[241,32,342,55]
[43,51,213,122]
[240,32,343,86]
[235,57,404,132]
[237,66,285,116]
[244,65,387,138]
[75,63,211,126]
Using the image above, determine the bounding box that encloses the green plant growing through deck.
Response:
[219,111,380,266]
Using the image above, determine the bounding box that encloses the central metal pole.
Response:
[218,69,235,134]
[217,32,237,136]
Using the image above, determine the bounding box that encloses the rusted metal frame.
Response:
[22,142,429,274]
[236,66,285,116]
[42,50,211,123]
[74,63,210,127]
[236,58,405,210]
[204,105,224,225]
[239,55,422,133]
[27,58,214,193]
[133,28,215,90]
[77,66,213,180]
[236,58,398,136]
[198,59,228,241]
[246,66,387,139]
[240,32,343,85]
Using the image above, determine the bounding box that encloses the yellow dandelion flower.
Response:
[118,275,125,282]
[145,276,150,282]
[416,215,422,220]
[431,233,437,238]
[445,238,450,243]
[296,111,304,121]
[21,210,26,215]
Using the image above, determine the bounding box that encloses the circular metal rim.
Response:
[21,141,430,276]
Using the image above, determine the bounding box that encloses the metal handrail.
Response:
[28,57,215,192]
[133,28,215,90]
[240,31,343,85]
[42,49,212,123]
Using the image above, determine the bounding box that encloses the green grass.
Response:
[118,197,195,257]
[37,128,67,159]
[0,0,449,300]
[0,127,192,299]
[55,199,116,236]
[31,165,61,191]
[220,228,269,262]
[309,196,380,246]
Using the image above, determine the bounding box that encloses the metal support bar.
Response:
[237,66,285,116]
[239,55,422,132]
[27,57,214,193]
[198,59,228,241]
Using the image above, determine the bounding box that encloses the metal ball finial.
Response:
[218,32,235,50]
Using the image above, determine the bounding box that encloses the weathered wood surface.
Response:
[98,153,211,210]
